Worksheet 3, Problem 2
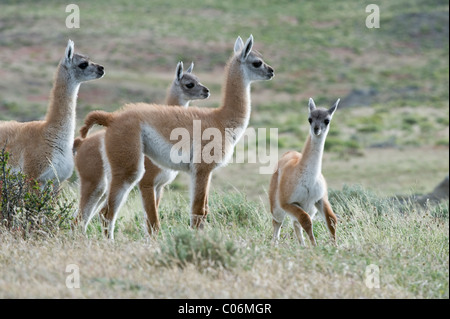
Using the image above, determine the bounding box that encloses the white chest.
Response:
[40,147,74,184]
[289,173,326,212]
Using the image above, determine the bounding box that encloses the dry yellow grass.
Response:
[1,188,448,299]
[0,232,417,298]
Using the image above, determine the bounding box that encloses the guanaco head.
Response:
[61,39,105,83]
[233,35,274,83]
[308,98,340,137]
[171,61,210,107]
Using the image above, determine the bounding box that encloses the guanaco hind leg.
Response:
[315,198,337,244]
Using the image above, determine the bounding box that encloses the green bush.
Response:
[0,149,74,238]
[156,228,239,271]
[209,191,264,228]
[329,184,399,217]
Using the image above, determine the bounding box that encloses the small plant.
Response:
[156,228,239,271]
[329,184,396,217]
[0,148,74,238]
[209,191,264,228]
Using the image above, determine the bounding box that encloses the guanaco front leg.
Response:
[190,169,212,229]
[281,203,317,246]
[272,218,283,243]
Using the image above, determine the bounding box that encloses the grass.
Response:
[0,186,448,298]
[0,0,448,299]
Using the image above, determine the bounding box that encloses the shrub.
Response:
[329,184,399,217]
[156,228,239,271]
[0,148,74,238]
[209,191,264,228]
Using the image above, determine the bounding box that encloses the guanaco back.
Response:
[73,62,209,234]
[80,35,274,239]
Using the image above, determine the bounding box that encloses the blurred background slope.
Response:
[0,0,448,198]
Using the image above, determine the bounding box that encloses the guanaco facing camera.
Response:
[269,98,340,246]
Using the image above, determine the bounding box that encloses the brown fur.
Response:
[0,43,104,184]
[269,99,339,246]
[74,64,210,235]
[80,36,274,239]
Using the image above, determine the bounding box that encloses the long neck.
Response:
[300,134,326,177]
[219,58,251,131]
[45,63,80,132]
[166,83,189,107]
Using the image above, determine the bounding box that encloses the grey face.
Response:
[68,53,105,82]
[174,62,210,102]
[308,98,339,137]
[62,40,104,83]
[234,35,274,82]
[178,72,210,100]
[242,51,275,81]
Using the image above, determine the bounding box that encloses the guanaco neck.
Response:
[166,83,189,107]
[299,134,326,178]
[44,63,80,138]
[219,58,251,131]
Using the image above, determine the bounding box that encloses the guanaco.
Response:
[80,35,274,239]
[73,61,210,234]
[269,98,339,246]
[0,40,104,186]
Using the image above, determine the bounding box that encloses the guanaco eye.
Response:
[186,83,195,89]
[308,118,312,124]
[78,62,89,69]
[252,61,262,68]
[324,119,330,125]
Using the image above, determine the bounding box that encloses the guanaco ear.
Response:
[175,61,184,82]
[186,62,194,74]
[308,98,316,113]
[65,39,74,63]
[234,36,244,54]
[328,98,340,117]
[240,34,254,62]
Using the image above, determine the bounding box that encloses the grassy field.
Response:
[0,0,448,299]
[0,187,448,298]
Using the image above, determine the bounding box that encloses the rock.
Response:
[416,174,449,205]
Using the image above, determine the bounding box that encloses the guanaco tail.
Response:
[73,61,210,235]
[79,35,274,239]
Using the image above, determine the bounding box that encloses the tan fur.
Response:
[73,62,210,235]
[0,40,104,185]
[80,35,274,239]
[269,99,339,246]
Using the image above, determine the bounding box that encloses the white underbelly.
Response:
[153,168,178,188]
[141,124,191,172]
[40,149,74,184]
[290,180,325,213]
